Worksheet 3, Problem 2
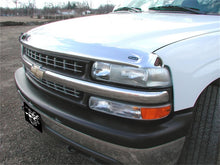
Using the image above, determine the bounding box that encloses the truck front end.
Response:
[14,0,220,164]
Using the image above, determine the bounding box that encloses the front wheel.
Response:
[178,83,220,164]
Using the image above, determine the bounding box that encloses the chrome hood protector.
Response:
[21,13,220,67]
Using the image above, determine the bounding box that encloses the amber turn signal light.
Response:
[141,105,171,120]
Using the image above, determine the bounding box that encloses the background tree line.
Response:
[0,1,115,17]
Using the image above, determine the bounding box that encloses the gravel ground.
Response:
[0,25,95,165]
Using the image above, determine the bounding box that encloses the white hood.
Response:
[23,12,220,66]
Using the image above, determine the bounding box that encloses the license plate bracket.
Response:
[23,103,42,132]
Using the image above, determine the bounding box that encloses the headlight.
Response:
[91,62,171,88]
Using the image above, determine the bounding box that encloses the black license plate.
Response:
[23,103,42,132]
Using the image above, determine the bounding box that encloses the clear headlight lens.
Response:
[91,62,171,88]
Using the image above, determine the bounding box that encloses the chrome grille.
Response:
[26,68,83,99]
[23,47,86,76]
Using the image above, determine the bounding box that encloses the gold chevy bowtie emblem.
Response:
[31,65,44,80]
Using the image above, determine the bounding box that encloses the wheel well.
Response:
[193,78,220,108]
[211,78,220,87]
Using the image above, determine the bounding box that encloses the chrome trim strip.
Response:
[45,71,169,104]
[23,56,169,104]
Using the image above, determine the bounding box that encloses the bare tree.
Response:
[12,0,19,8]
[12,0,19,15]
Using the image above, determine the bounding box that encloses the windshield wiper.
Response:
[114,7,142,13]
[149,5,205,14]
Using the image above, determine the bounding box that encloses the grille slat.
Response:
[24,47,85,75]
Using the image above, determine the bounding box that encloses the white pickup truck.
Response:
[15,0,220,164]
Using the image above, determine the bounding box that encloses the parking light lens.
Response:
[89,97,171,120]
[140,105,171,120]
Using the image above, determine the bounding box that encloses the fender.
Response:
[156,31,220,112]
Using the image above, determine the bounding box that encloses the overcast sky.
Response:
[0,0,121,9]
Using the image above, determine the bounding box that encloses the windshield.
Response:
[114,0,220,15]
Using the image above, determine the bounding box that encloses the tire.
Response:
[178,84,220,165]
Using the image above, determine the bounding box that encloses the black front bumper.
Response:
[15,67,193,149]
